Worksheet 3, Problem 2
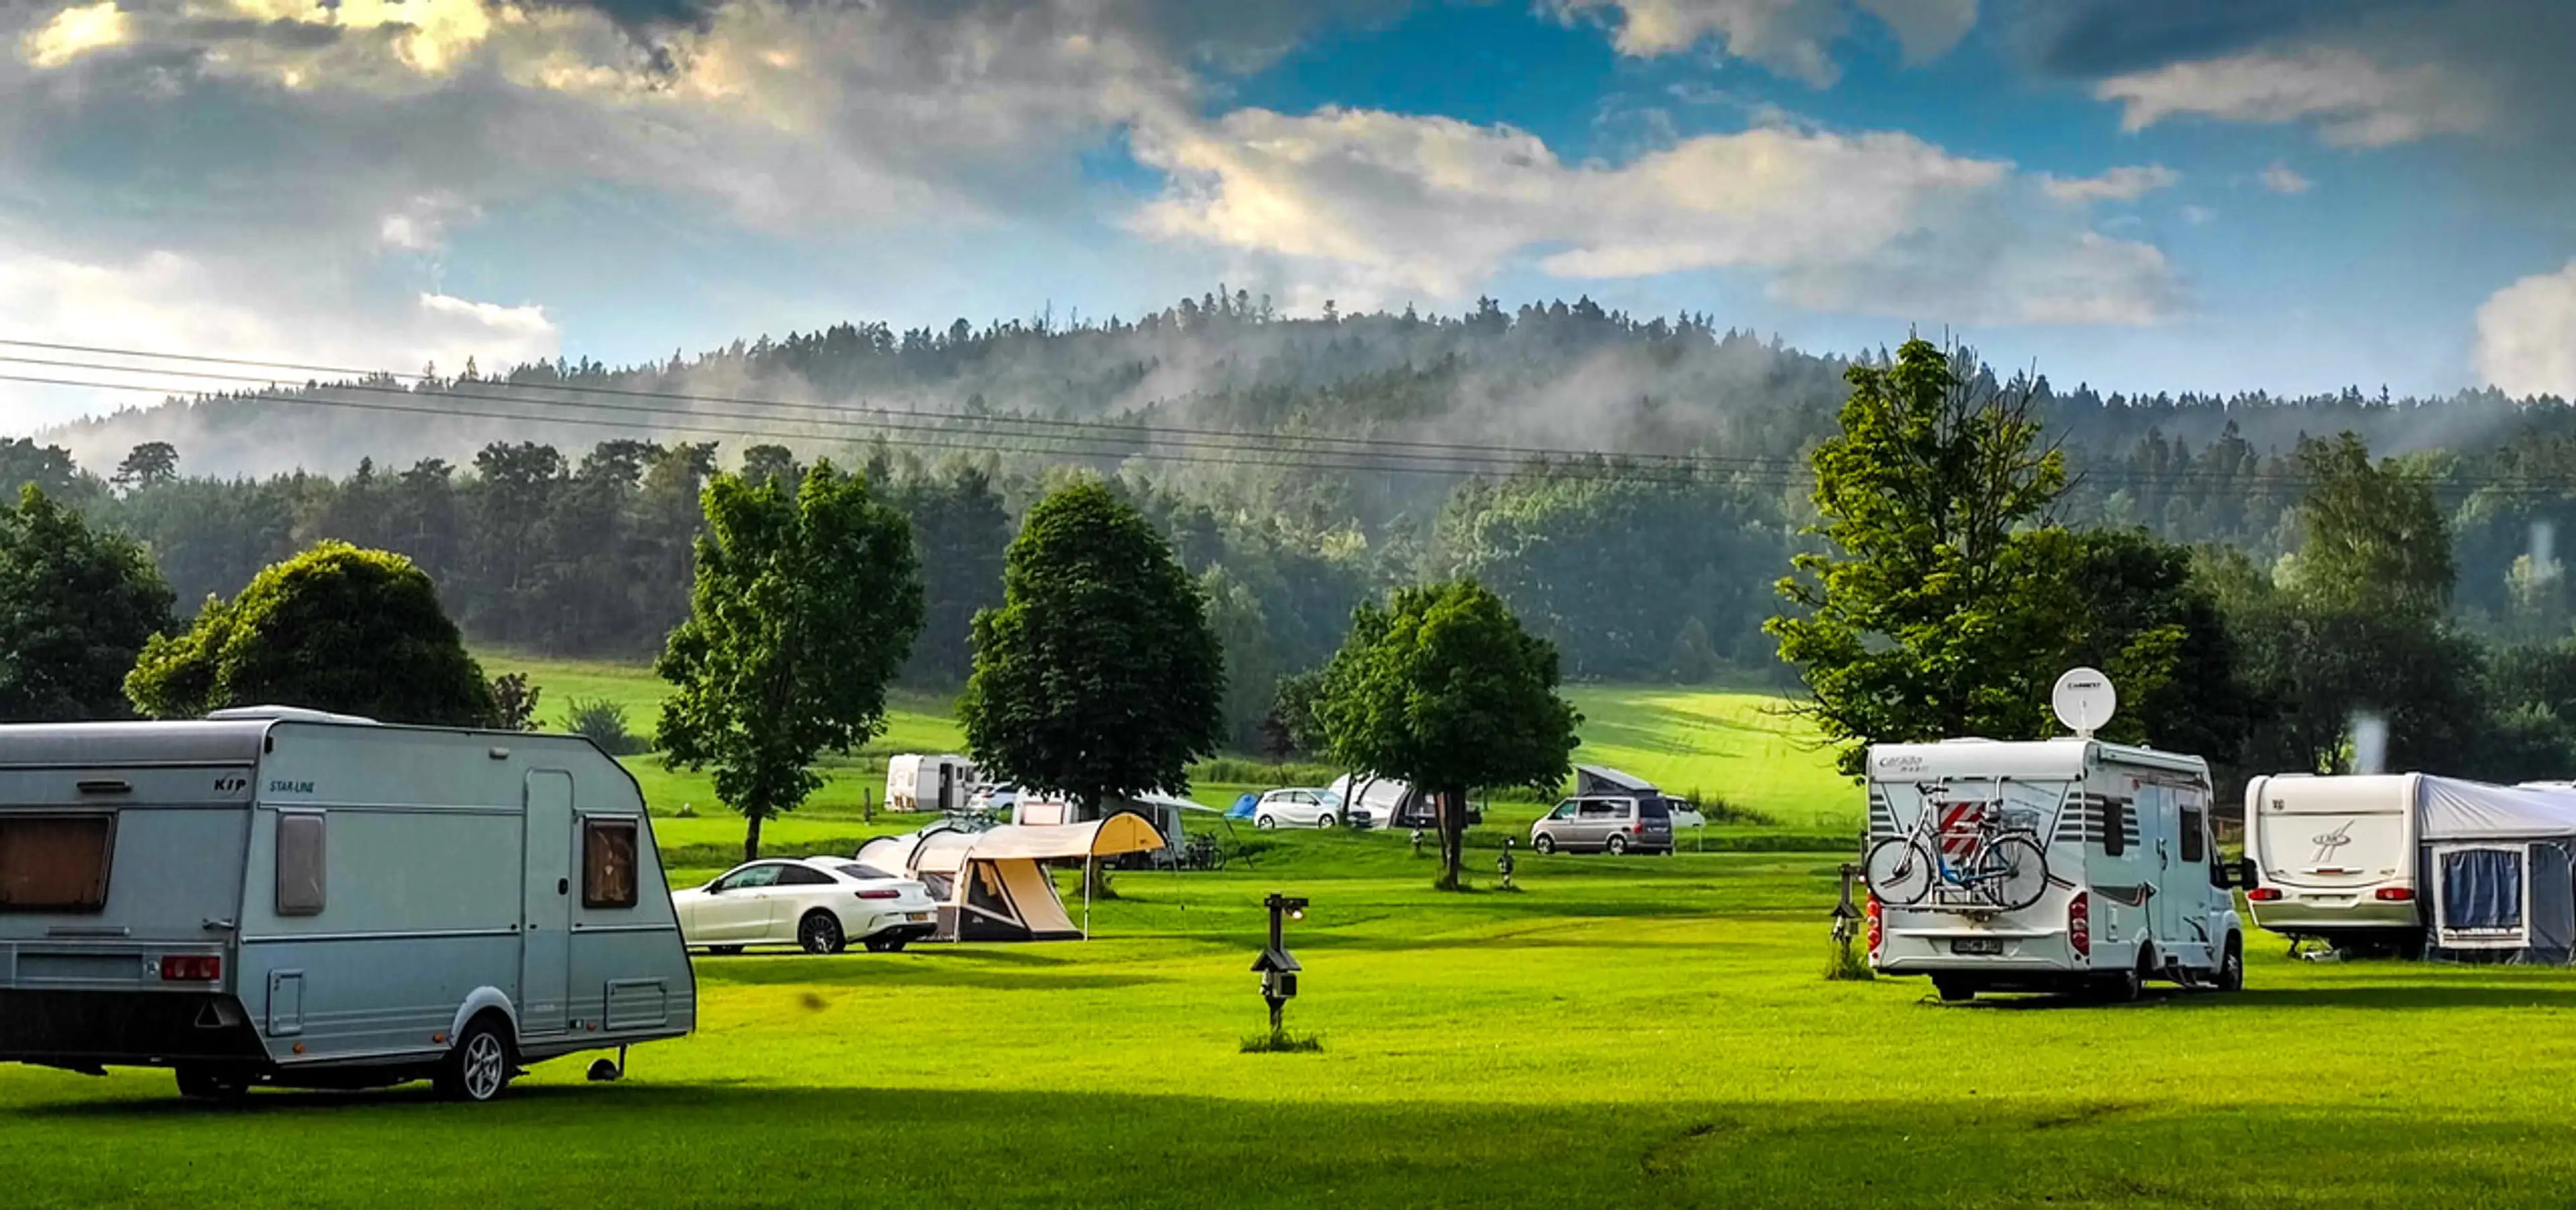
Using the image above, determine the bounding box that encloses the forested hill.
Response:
[39,293,2559,486]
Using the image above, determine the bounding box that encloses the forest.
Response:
[16,293,2576,775]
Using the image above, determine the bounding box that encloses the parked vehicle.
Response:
[885,754,976,813]
[1865,735,2248,1001]
[1529,795,1674,854]
[671,858,939,954]
[1326,774,1482,829]
[2240,774,2424,951]
[1254,788,1344,829]
[0,709,695,1103]
[968,782,1020,815]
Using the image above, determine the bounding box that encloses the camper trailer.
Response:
[2241,774,2425,950]
[885,754,977,813]
[1864,671,2248,1000]
[0,710,694,1102]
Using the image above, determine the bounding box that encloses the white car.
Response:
[672,857,940,954]
[969,782,1019,814]
[1254,788,1346,829]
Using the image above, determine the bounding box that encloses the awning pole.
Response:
[1083,857,1093,941]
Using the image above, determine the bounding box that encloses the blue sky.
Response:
[2,0,2571,434]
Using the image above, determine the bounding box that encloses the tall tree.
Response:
[1768,338,2069,774]
[1312,580,1580,890]
[959,481,1224,821]
[2285,433,2453,619]
[113,442,180,495]
[656,461,924,862]
[0,487,175,721]
[125,541,496,725]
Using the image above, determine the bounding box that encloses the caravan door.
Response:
[522,771,574,1040]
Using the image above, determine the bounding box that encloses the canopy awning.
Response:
[2422,776,2576,841]
[966,813,1167,862]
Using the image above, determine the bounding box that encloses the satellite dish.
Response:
[2051,668,2117,737]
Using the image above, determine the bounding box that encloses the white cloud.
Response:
[2181,205,2216,225]
[1132,107,2180,325]
[2477,258,2576,400]
[2039,164,2179,203]
[2094,46,2489,148]
[17,1,127,68]
[1551,0,1974,85]
[2259,162,2312,195]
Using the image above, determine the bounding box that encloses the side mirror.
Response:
[2234,858,2260,890]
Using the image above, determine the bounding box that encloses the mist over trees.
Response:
[16,292,2576,785]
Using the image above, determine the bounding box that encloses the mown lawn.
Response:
[8,834,2576,1208]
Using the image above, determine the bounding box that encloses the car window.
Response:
[714,864,783,891]
[775,865,833,887]
[1577,800,1617,819]
[1548,800,1576,820]
[1639,799,1670,822]
[837,864,898,881]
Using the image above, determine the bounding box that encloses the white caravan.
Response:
[2241,774,2424,950]
[1862,670,2248,1001]
[0,710,694,1102]
[1866,738,2247,999]
[885,754,977,813]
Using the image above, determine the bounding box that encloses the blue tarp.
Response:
[1226,793,1256,821]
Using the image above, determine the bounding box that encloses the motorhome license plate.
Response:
[1951,938,2004,956]
[908,912,931,922]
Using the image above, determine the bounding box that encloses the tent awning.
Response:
[1576,765,1656,795]
[2420,776,2576,841]
[967,813,1167,861]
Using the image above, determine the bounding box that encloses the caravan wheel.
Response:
[175,1066,250,1102]
[435,1015,515,1103]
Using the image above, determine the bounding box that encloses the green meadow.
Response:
[9,834,2576,1208]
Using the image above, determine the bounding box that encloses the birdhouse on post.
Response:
[1255,893,1307,1033]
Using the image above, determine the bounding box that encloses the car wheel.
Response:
[2215,935,2244,993]
[1607,834,1629,856]
[799,911,847,955]
[864,936,908,954]
[1317,814,1336,829]
[1255,815,1277,829]
[1533,835,1556,855]
[435,1014,515,1103]
[175,1065,250,1102]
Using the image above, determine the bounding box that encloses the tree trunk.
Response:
[743,813,764,864]
[1438,786,1468,891]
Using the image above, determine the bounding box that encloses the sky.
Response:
[1,0,2572,434]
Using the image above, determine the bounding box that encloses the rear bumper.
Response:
[2247,893,2419,938]
[0,989,268,1068]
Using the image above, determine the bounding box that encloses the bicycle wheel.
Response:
[1864,838,1937,907]
[1978,834,2049,911]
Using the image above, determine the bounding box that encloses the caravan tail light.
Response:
[855,889,901,900]
[158,955,221,982]
[2247,887,2283,902]
[2375,887,2416,902]
[1865,896,1882,958]
[2067,892,2092,960]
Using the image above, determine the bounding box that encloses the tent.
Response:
[861,813,1166,942]
[2418,777,2576,963]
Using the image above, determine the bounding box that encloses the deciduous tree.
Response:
[0,487,174,721]
[656,462,923,862]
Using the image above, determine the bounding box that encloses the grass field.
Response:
[9,833,2576,1208]
[478,653,1868,846]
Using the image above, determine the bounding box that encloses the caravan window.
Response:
[276,811,326,915]
[2180,805,2206,864]
[0,814,114,913]
[581,818,639,909]
[2101,799,2129,856]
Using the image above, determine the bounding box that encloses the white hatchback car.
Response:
[1254,788,1346,829]
[672,857,940,954]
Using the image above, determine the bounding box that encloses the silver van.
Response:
[1530,796,1674,855]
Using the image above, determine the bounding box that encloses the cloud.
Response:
[17,0,127,67]
[2476,258,2576,400]
[1550,0,1976,85]
[2039,163,2179,203]
[1132,106,2182,325]
[2259,162,2312,195]
[2094,46,2487,147]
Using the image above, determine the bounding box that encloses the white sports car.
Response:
[672,857,941,954]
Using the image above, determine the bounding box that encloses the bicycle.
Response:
[1180,833,1228,872]
[1864,797,2048,911]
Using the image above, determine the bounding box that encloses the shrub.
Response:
[564,697,650,756]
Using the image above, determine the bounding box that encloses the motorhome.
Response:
[2241,774,2424,950]
[1864,672,2248,1000]
[885,754,976,813]
[0,709,694,1102]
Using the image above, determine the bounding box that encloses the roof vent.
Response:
[205,705,380,725]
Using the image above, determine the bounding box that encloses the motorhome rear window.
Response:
[275,811,326,916]
[0,814,115,913]
[582,818,639,909]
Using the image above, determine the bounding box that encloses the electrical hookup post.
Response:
[1252,893,1307,1036]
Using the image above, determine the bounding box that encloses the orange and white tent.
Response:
[857,813,1165,942]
